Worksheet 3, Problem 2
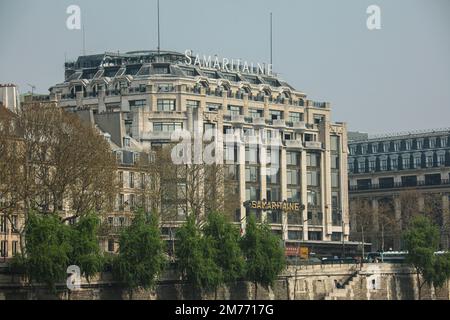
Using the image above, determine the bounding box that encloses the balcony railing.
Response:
[350,179,450,192]
[304,141,323,149]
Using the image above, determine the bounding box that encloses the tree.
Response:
[176,215,222,298]
[403,215,450,299]
[0,103,117,255]
[240,215,285,300]
[70,213,104,282]
[203,212,245,298]
[113,209,166,299]
[349,198,373,266]
[10,211,104,292]
[377,197,398,252]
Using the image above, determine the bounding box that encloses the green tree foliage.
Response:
[176,215,222,298]
[203,212,244,297]
[240,215,285,299]
[403,215,450,299]
[11,212,104,291]
[113,210,166,298]
[70,213,104,281]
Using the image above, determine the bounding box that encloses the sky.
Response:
[0,0,449,134]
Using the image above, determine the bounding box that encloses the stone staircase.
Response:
[324,271,359,300]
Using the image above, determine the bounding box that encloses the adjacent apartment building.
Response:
[348,130,450,251]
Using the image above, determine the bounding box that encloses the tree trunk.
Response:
[214,287,218,300]
[381,224,385,253]
[254,281,258,300]
[416,270,421,300]
[361,227,365,269]
[129,289,133,300]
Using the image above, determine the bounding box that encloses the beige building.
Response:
[1,50,351,257]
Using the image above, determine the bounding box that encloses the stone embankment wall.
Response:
[0,264,449,300]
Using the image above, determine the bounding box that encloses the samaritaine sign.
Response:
[184,49,273,76]
[247,201,302,212]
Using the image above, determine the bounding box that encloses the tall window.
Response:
[331,136,340,152]
[249,109,263,119]
[0,240,7,258]
[287,169,299,185]
[402,158,410,169]
[391,158,398,170]
[157,99,176,111]
[286,151,300,166]
[0,215,7,233]
[129,172,135,189]
[307,171,320,186]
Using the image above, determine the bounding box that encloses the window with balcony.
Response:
[402,176,417,187]
[157,99,176,111]
[269,110,282,120]
[249,109,263,119]
[289,112,303,123]
[228,105,241,116]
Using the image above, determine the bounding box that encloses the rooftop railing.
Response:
[350,179,450,192]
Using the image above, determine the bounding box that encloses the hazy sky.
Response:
[0,0,449,134]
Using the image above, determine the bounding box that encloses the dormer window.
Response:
[371,144,378,153]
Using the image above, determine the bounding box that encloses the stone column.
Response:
[301,151,308,241]
[281,147,288,241]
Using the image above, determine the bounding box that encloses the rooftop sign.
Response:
[184,49,273,76]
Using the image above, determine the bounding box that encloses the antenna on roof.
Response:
[270,12,273,66]
[157,0,161,54]
[82,22,86,55]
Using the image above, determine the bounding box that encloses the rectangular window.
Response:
[12,241,18,256]
[108,239,115,252]
[380,159,388,171]
[228,105,241,116]
[289,112,303,123]
[206,103,221,112]
[331,155,339,169]
[245,187,260,201]
[307,153,320,167]
[331,136,340,152]
[129,99,146,107]
[249,109,263,119]
[287,188,300,202]
[402,157,410,169]
[11,215,18,233]
[358,161,366,172]
[307,171,320,186]
[245,146,258,164]
[0,241,7,257]
[269,110,282,120]
[331,172,339,188]
[157,83,174,92]
[129,172,135,189]
[288,231,302,241]
[157,99,176,111]
[153,122,183,132]
[426,156,433,168]
[391,158,398,170]
[286,151,300,166]
[186,100,200,108]
[245,166,259,183]
[0,215,7,233]
[287,169,299,185]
